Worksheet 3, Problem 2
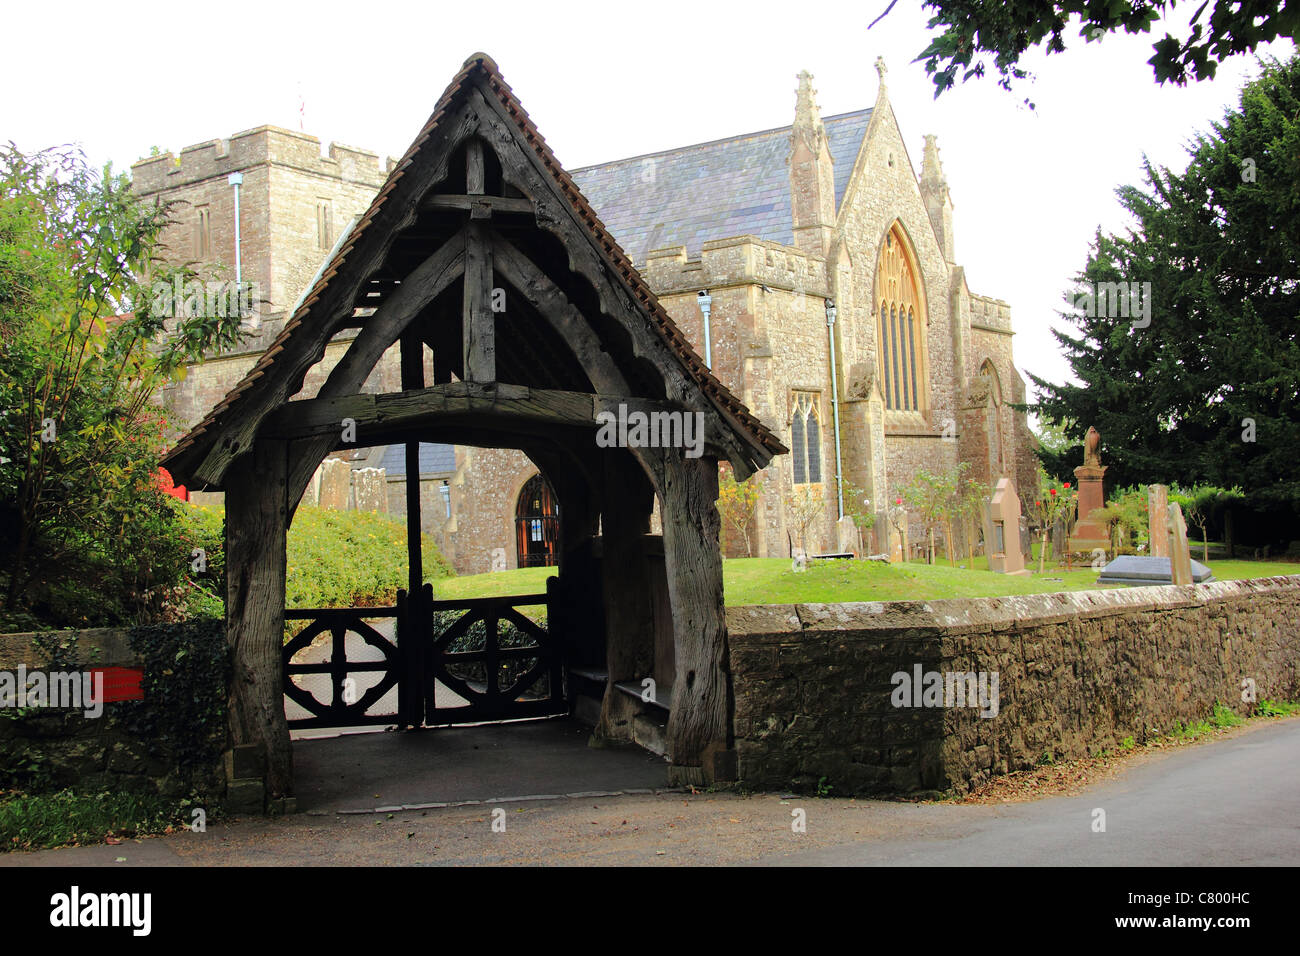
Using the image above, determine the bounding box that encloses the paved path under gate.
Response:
[292,717,671,814]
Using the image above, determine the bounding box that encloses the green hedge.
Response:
[181,503,454,614]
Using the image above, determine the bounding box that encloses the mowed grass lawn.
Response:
[432,549,1300,606]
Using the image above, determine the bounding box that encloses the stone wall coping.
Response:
[727,575,1300,639]
[0,627,141,668]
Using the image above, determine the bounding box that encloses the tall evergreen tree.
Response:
[1028,54,1300,510]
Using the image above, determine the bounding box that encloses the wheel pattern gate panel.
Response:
[283,607,401,728]
[282,588,566,729]
[417,586,567,725]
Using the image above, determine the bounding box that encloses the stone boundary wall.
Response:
[727,576,1300,796]
[0,626,232,803]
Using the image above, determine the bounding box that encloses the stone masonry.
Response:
[728,576,1300,796]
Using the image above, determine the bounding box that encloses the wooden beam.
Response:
[491,234,630,396]
[267,382,589,440]
[462,220,495,383]
[465,139,485,195]
[261,382,729,456]
[283,230,467,508]
[399,333,424,596]
[424,194,532,215]
[595,451,657,745]
[399,332,425,730]
[660,452,735,785]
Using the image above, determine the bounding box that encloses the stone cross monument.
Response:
[1071,426,1110,553]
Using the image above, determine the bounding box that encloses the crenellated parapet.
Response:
[131,126,395,196]
[968,293,1012,334]
[642,235,831,298]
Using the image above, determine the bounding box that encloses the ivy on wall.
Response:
[120,619,229,781]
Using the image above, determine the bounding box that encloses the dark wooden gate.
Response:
[283,586,566,728]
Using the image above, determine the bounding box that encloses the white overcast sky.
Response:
[4,1,1293,400]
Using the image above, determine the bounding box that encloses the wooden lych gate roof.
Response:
[163,52,785,492]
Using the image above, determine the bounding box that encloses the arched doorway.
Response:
[515,473,560,568]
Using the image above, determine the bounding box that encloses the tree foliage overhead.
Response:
[875,0,1298,102]
[1027,55,1300,511]
[0,144,245,627]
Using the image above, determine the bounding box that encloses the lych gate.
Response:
[162,53,784,801]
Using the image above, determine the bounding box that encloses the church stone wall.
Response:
[834,104,963,542]
[650,238,838,557]
[445,447,537,575]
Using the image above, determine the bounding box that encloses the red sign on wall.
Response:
[89,667,145,703]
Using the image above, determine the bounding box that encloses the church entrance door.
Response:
[515,473,560,568]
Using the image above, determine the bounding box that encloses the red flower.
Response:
[895,498,902,505]
[1063,482,1072,490]
[1050,488,1057,496]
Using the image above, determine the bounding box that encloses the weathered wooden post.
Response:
[659,452,734,785]
[223,439,293,801]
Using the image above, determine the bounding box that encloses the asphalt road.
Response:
[4,716,1296,867]
[763,717,1300,866]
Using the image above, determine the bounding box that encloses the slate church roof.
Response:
[380,442,456,478]
[569,109,871,262]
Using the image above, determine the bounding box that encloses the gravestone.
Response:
[353,467,388,513]
[298,462,322,510]
[1096,554,1214,585]
[1168,501,1193,585]
[1072,425,1110,552]
[1147,484,1169,558]
[987,478,1027,574]
[836,515,858,555]
[888,520,906,563]
[1050,514,1068,560]
[317,456,351,510]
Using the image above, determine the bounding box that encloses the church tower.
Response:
[920,134,955,264]
[788,71,837,258]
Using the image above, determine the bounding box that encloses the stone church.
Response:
[133,59,1036,573]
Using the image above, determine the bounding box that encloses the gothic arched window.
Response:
[875,224,927,413]
[790,392,822,485]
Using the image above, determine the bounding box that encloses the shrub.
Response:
[174,503,454,618]
[0,144,244,632]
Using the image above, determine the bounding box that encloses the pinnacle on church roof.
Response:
[792,70,826,152]
[794,72,822,123]
[921,133,948,188]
